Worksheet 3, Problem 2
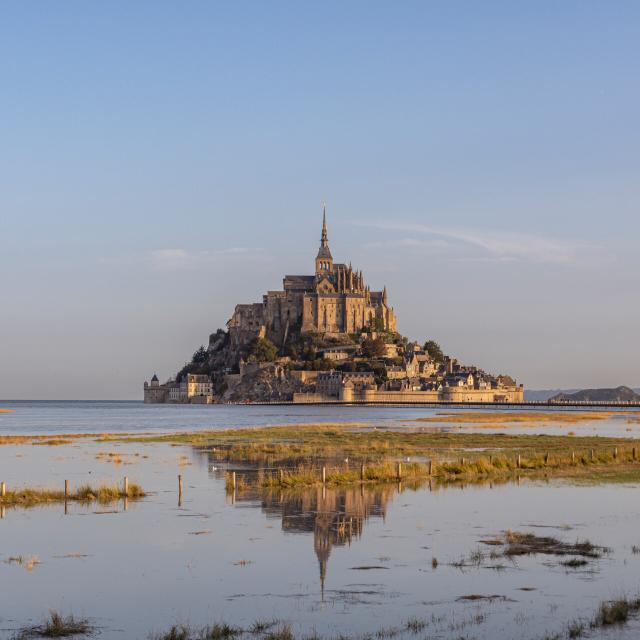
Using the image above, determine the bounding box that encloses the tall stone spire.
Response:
[321,203,328,247]
[315,204,332,272]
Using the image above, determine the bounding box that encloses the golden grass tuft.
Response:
[0,483,145,507]
[19,610,91,637]
[414,411,617,425]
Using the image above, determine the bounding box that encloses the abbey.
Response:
[144,209,524,404]
[228,210,397,349]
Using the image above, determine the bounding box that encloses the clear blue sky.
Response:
[1,1,638,399]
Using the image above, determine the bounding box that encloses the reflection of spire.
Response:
[245,483,396,600]
[314,514,330,601]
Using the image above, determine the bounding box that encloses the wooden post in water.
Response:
[634,447,637,462]
[123,476,129,496]
[231,472,236,490]
[0,482,5,498]
[64,480,69,499]
[321,466,326,485]
[178,474,183,500]
[517,454,521,469]
[397,462,402,481]
[428,459,434,476]
[360,463,365,482]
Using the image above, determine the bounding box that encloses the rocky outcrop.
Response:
[550,386,640,403]
[222,365,314,403]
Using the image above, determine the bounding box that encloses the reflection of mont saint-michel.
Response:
[259,485,393,594]
[144,209,523,404]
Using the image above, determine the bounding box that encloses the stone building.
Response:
[144,373,214,404]
[228,209,397,350]
[143,374,167,403]
[186,373,214,403]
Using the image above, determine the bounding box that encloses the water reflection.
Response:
[209,452,539,597]
[263,485,392,595]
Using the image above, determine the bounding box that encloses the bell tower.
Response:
[315,205,333,276]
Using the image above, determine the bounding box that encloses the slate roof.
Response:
[283,275,315,290]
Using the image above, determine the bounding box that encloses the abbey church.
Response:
[227,211,397,349]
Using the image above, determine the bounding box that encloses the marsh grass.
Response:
[107,422,634,455]
[224,440,640,491]
[0,433,113,446]
[502,530,606,559]
[452,530,607,574]
[414,411,616,424]
[249,621,279,634]
[101,421,640,488]
[150,623,241,640]
[150,626,190,640]
[0,483,145,507]
[19,610,91,638]
[592,597,640,627]
[404,617,426,633]
[561,559,589,568]
[264,625,294,640]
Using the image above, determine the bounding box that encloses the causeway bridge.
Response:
[232,400,640,410]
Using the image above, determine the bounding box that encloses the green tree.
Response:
[192,345,208,364]
[361,336,387,359]
[248,337,278,362]
[423,340,444,363]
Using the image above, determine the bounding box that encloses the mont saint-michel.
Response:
[144,212,523,404]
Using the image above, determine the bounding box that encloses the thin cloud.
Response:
[357,221,599,265]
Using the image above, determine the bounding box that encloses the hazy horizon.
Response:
[1,2,639,400]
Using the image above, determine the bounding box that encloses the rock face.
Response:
[550,386,640,403]
[222,365,313,403]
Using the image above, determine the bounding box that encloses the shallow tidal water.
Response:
[2,439,640,639]
[2,404,640,639]
[1,401,639,438]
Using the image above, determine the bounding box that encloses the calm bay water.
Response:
[1,402,640,639]
[0,400,638,437]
